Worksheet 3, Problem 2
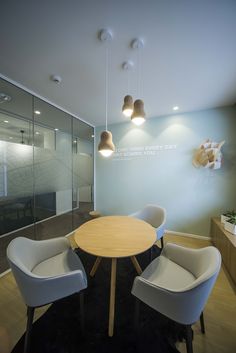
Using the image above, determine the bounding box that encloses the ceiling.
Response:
[0,0,236,127]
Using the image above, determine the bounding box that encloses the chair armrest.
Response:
[132,275,211,325]
[15,267,87,307]
[156,224,165,240]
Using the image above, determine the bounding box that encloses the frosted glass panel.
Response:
[72,117,94,228]
[0,95,34,236]
[33,98,73,231]
[0,78,94,272]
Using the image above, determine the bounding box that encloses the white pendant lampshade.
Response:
[122,95,133,117]
[98,130,115,157]
[131,99,145,126]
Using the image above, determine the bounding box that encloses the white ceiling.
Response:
[0,0,236,127]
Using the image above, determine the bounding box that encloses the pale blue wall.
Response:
[95,106,236,236]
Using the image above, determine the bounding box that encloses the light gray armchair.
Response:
[131,243,221,353]
[7,236,87,353]
[130,204,166,253]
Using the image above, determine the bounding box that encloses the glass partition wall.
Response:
[0,78,94,272]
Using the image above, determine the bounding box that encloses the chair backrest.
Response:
[163,243,221,289]
[130,204,166,239]
[131,204,166,227]
[7,237,41,275]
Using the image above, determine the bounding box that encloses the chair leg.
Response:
[80,291,85,333]
[200,312,205,334]
[185,325,193,353]
[24,306,35,353]
[134,298,140,332]
[149,247,153,262]
[160,237,164,249]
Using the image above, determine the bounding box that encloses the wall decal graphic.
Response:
[113,144,177,161]
[192,139,225,170]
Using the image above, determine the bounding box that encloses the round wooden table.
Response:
[74,215,156,337]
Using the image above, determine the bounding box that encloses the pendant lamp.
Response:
[98,131,115,157]
[98,28,115,158]
[122,95,133,117]
[131,99,145,126]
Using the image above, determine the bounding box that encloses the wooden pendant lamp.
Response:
[131,99,146,126]
[122,94,133,117]
[98,28,115,158]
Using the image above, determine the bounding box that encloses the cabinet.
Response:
[211,217,236,285]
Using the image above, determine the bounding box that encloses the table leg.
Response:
[108,258,117,337]
[130,256,142,275]
[90,256,102,277]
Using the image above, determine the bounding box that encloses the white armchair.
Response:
[131,243,221,353]
[7,236,87,353]
[130,204,166,253]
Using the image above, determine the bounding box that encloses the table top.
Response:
[74,215,156,258]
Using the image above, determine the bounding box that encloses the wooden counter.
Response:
[211,217,236,285]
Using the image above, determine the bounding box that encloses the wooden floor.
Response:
[0,233,235,353]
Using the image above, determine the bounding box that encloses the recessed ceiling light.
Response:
[54,128,59,131]
[9,136,13,139]
[4,120,9,123]
[0,93,12,103]
[35,131,40,135]
[173,106,179,111]
[91,134,94,138]
[34,110,41,115]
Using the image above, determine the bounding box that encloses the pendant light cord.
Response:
[105,44,108,131]
[137,45,140,98]
[127,66,130,94]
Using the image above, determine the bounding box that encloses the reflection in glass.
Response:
[33,97,74,238]
[0,78,94,272]
[72,118,94,228]
[0,87,34,236]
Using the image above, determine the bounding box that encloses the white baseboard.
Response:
[166,229,211,241]
[0,268,11,278]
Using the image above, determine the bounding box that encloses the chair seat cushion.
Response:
[141,255,196,291]
[32,249,85,277]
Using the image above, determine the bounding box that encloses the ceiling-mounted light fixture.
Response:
[122,94,133,117]
[131,38,146,126]
[50,75,62,84]
[173,106,179,111]
[122,61,134,117]
[0,93,12,104]
[131,99,146,126]
[98,131,115,157]
[98,28,115,158]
